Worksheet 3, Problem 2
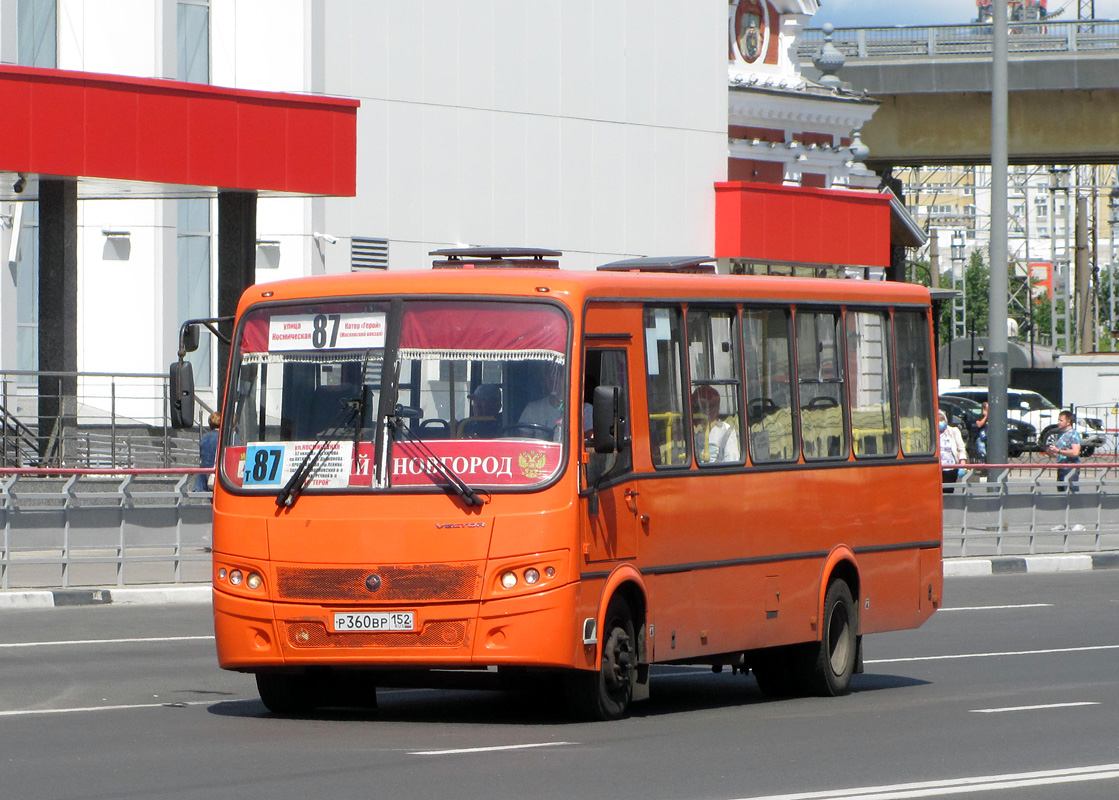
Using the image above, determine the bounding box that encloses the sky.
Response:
[809,0,1119,28]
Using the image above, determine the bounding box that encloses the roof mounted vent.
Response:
[597,256,716,274]
[430,247,562,269]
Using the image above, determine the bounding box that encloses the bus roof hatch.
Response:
[430,247,562,269]
[596,256,716,274]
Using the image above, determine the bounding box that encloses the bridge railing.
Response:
[798,20,1119,62]
[943,463,1119,558]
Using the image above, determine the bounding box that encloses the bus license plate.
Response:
[333,611,414,632]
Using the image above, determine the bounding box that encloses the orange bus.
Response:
[176,248,942,720]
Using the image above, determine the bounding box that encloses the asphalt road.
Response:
[2,571,1119,800]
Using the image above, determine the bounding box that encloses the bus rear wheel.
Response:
[565,595,636,720]
[796,579,857,697]
[256,670,320,715]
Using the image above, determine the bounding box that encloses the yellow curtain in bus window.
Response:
[267,312,386,351]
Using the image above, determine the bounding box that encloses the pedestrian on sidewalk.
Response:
[1046,409,1081,493]
[194,411,221,492]
[939,409,967,493]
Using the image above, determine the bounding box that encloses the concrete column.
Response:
[37,179,78,462]
[217,190,257,400]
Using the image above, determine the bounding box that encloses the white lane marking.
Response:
[0,700,212,717]
[0,635,214,649]
[866,643,1119,665]
[728,762,1119,800]
[410,742,575,756]
[939,603,1053,612]
[971,702,1100,714]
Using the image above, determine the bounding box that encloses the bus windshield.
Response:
[223,299,570,494]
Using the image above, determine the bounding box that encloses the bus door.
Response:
[582,314,640,563]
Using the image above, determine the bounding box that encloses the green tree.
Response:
[963,250,990,337]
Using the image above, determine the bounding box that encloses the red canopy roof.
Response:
[0,65,358,197]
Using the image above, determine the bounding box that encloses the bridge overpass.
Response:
[798,20,1119,168]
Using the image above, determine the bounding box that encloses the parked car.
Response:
[941,386,1105,456]
[938,394,1036,459]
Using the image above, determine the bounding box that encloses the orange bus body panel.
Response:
[213,268,941,683]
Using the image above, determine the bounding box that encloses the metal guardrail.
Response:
[3,460,1119,590]
[0,468,214,590]
[798,20,1119,63]
[943,462,1119,557]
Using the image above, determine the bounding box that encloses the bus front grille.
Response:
[285,620,468,648]
[275,565,481,602]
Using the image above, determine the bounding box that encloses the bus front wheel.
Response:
[796,579,857,697]
[256,670,320,715]
[565,595,636,720]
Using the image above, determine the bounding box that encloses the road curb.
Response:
[944,553,1119,577]
[0,585,210,609]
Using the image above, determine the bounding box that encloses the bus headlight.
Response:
[501,571,518,589]
[246,572,263,590]
[229,570,243,586]
[524,568,540,585]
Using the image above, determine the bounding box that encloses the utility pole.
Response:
[1076,195,1092,351]
[987,0,1009,466]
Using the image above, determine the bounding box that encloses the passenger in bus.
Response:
[518,361,564,438]
[458,384,503,439]
[938,409,967,492]
[691,385,740,463]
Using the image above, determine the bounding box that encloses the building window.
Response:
[15,204,39,381]
[177,199,212,389]
[18,0,56,67]
[177,0,210,83]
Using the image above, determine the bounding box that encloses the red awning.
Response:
[715,181,892,267]
[0,65,358,198]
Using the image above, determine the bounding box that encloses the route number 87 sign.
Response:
[267,312,386,351]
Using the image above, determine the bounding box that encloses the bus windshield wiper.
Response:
[390,410,488,508]
[276,401,359,509]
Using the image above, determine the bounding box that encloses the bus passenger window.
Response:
[796,310,848,460]
[644,307,688,467]
[895,310,935,456]
[687,309,743,465]
[847,310,897,458]
[743,308,797,462]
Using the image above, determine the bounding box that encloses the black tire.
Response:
[256,671,320,715]
[751,647,798,697]
[795,579,857,697]
[1040,425,1059,451]
[1081,446,1095,458]
[564,595,636,720]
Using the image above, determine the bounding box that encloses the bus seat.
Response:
[418,418,451,439]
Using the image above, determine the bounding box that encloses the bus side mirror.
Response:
[179,323,200,354]
[592,385,620,454]
[169,360,196,429]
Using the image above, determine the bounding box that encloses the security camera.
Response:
[313,232,338,245]
[13,174,26,194]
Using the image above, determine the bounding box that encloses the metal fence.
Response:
[4,461,1119,591]
[943,463,1119,557]
[1,370,211,469]
[797,20,1119,63]
[0,468,213,590]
